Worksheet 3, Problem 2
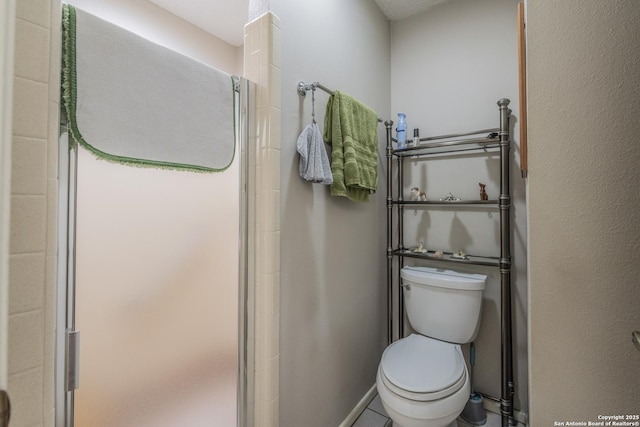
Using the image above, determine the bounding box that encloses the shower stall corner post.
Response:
[0,0,15,402]
[498,98,516,427]
[55,128,79,427]
[385,120,394,346]
[238,77,257,427]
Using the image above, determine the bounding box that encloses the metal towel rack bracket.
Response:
[297,80,384,123]
[297,80,333,97]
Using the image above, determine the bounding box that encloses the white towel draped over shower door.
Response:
[62,5,236,172]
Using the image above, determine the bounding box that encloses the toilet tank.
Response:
[401,266,486,344]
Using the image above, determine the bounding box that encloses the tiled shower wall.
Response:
[9,0,60,425]
[244,12,281,427]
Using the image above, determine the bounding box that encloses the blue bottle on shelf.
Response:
[396,112,407,149]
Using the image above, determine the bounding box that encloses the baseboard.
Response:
[338,385,378,427]
[480,394,529,426]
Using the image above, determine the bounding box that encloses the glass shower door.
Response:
[72,147,239,427]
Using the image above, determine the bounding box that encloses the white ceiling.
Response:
[147,0,450,47]
[147,0,249,47]
[373,0,451,21]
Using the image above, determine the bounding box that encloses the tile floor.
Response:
[350,394,392,427]
[351,394,504,427]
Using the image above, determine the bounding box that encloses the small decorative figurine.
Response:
[479,183,488,201]
[439,192,461,202]
[413,241,427,253]
[434,250,444,258]
[410,187,427,201]
[410,187,419,200]
[452,249,468,260]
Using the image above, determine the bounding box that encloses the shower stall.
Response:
[55,7,256,424]
[56,77,255,426]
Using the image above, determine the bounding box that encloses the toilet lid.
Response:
[380,334,465,394]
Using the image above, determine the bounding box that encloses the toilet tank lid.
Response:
[401,266,486,290]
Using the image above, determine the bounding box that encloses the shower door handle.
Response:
[0,390,10,427]
[633,331,640,352]
[66,330,80,391]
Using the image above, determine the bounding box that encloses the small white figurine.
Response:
[410,187,419,200]
[410,187,427,201]
[452,249,468,260]
[434,250,444,258]
[439,192,462,202]
[413,241,427,253]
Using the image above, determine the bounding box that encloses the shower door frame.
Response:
[55,77,256,427]
[0,0,16,408]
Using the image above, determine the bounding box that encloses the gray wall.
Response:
[390,0,528,411]
[527,0,640,422]
[270,0,391,425]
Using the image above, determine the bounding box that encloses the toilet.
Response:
[376,266,487,427]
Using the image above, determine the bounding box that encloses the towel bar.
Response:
[297,80,384,123]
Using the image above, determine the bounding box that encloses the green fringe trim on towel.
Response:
[61,5,236,173]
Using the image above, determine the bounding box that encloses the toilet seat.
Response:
[380,334,466,402]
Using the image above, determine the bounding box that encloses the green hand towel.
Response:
[323,91,379,202]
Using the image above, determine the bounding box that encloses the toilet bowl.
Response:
[377,267,486,427]
[376,334,470,427]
